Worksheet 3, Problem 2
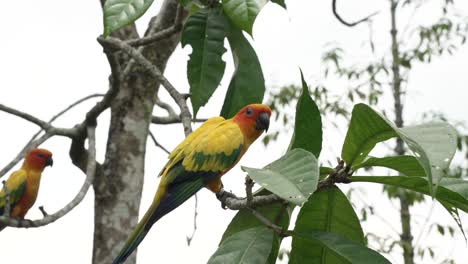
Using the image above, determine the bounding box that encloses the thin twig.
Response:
[247,208,292,237]
[0,126,97,228]
[186,194,198,246]
[38,206,48,217]
[245,176,254,207]
[0,104,75,137]
[155,96,177,117]
[149,130,170,154]
[332,0,379,27]
[2,181,11,218]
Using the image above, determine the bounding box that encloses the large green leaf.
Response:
[341,104,398,165]
[353,156,425,176]
[215,189,290,264]
[242,149,319,205]
[290,186,365,264]
[288,70,323,157]
[293,231,391,264]
[208,227,274,264]
[342,104,457,194]
[220,27,265,118]
[103,0,154,37]
[181,8,227,117]
[351,176,468,213]
[222,0,260,35]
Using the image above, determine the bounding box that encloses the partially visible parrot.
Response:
[0,148,53,231]
[113,104,271,264]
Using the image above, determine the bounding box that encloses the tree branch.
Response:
[218,159,352,210]
[97,36,193,136]
[151,115,208,124]
[0,126,97,228]
[332,0,379,27]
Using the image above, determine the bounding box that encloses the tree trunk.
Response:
[92,1,182,263]
[389,1,415,264]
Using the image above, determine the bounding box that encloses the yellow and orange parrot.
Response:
[113,104,271,263]
[0,148,53,231]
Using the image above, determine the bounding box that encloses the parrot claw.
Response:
[216,189,237,209]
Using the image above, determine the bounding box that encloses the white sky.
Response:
[1,0,467,263]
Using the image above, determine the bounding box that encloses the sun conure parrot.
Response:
[112,104,271,264]
[0,148,53,231]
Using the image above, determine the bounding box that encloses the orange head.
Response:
[233,104,272,145]
[23,148,53,171]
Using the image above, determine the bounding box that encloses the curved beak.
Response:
[256,112,270,132]
[45,157,53,167]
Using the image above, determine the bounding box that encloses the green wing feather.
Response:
[0,170,27,231]
[113,118,245,264]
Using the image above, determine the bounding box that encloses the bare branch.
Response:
[0,126,97,228]
[186,194,199,246]
[97,36,193,136]
[151,115,208,124]
[0,104,76,138]
[38,206,48,217]
[0,94,104,179]
[126,4,185,47]
[247,207,292,237]
[155,96,178,117]
[148,130,170,155]
[220,192,283,210]
[332,0,379,27]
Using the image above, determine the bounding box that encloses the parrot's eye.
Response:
[36,153,45,159]
[245,107,253,116]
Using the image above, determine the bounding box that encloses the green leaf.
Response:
[290,186,365,264]
[293,231,391,264]
[242,149,319,205]
[208,227,274,264]
[222,0,260,35]
[351,176,468,213]
[181,8,228,117]
[103,0,154,37]
[341,104,398,165]
[216,189,290,264]
[220,26,265,118]
[320,166,334,178]
[271,0,287,9]
[353,156,425,176]
[342,104,457,194]
[288,70,322,157]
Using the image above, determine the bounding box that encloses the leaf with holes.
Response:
[181,8,228,117]
[342,104,457,194]
[242,149,319,205]
[290,186,365,264]
[103,0,154,36]
[222,0,260,35]
[220,26,265,118]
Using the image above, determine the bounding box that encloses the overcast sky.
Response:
[1,0,467,263]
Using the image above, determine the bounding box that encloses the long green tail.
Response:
[112,177,205,264]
